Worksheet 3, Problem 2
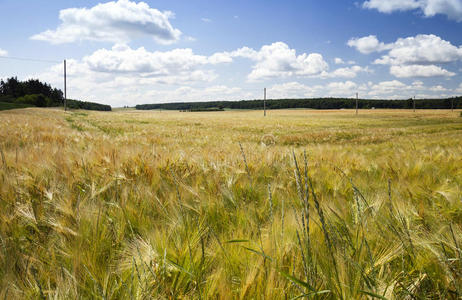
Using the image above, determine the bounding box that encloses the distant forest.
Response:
[0,77,111,111]
[136,97,462,111]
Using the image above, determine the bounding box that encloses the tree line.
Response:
[65,99,112,111]
[0,77,111,111]
[136,97,462,111]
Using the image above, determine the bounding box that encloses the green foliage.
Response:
[0,77,111,111]
[136,96,462,111]
[66,99,112,111]
[0,95,15,103]
[0,101,32,111]
[0,77,63,105]
[189,107,224,112]
[16,94,51,107]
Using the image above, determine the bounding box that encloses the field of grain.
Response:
[1,108,461,299]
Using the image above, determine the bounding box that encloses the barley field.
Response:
[1,108,461,299]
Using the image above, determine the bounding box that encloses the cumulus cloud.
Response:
[142,85,247,103]
[229,42,329,81]
[390,65,455,77]
[82,44,229,77]
[334,58,345,64]
[350,34,462,78]
[363,0,421,13]
[327,81,361,96]
[367,80,409,97]
[24,37,460,105]
[373,34,462,65]
[159,80,456,101]
[266,79,459,100]
[267,82,322,98]
[0,48,7,56]
[32,58,252,106]
[31,41,347,95]
[208,52,234,64]
[322,66,371,79]
[31,54,461,105]
[267,81,360,98]
[362,0,462,21]
[366,79,457,98]
[32,44,237,103]
[347,35,392,54]
[31,0,182,44]
[79,41,365,82]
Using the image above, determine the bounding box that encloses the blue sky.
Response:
[1,0,462,106]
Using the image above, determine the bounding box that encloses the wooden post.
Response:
[64,59,67,111]
[264,88,266,117]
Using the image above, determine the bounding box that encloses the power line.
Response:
[0,55,61,64]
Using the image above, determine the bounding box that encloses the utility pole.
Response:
[264,88,266,117]
[356,92,358,115]
[64,59,67,111]
[413,96,416,112]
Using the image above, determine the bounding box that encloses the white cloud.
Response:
[184,36,197,42]
[363,0,462,21]
[326,81,359,97]
[363,0,421,13]
[231,42,329,81]
[267,81,360,99]
[201,18,212,22]
[31,42,331,100]
[373,34,462,65]
[424,0,462,21]
[267,82,322,98]
[32,59,251,106]
[455,83,462,93]
[265,80,458,100]
[428,84,448,92]
[390,64,455,77]
[367,80,408,97]
[372,80,407,89]
[366,79,456,98]
[31,44,241,105]
[230,47,259,60]
[79,41,363,83]
[31,0,181,44]
[334,58,356,65]
[82,44,228,76]
[322,65,371,78]
[347,35,392,54]
[351,34,462,78]
[0,48,7,56]
[143,85,246,103]
[208,52,233,64]
[31,55,462,104]
[22,37,460,105]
